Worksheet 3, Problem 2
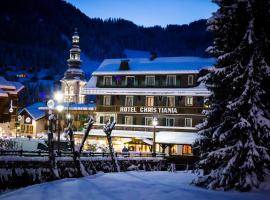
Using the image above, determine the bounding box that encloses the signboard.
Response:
[119,106,178,114]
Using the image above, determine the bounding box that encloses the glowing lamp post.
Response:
[54,92,64,155]
[152,117,158,156]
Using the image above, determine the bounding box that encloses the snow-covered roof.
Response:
[0,88,8,97]
[83,83,210,96]
[92,57,215,75]
[75,129,198,145]
[19,102,46,121]
[0,76,16,90]
[156,131,199,144]
[86,76,97,88]
[7,81,24,93]
[0,76,24,94]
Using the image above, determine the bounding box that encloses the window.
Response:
[145,76,155,86]
[146,96,154,107]
[167,96,175,107]
[125,96,134,106]
[185,96,193,106]
[188,75,194,85]
[70,86,74,95]
[183,145,192,155]
[79,95,84,104]
[104,76,112,86]
[145,117,153,126]
[103,96,111,106]
[166,118,175,127]
[185,118,192,127]
[65,86,69,94]
[126,76,135,87]
[100,115,114,124]
[125,116,133,125]
[166,75,176,86]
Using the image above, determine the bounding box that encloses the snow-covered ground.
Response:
[0,171,269,200]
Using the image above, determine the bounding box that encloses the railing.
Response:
[0,150,166,158]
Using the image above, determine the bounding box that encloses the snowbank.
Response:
[0,171,268,200]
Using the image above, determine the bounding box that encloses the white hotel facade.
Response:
[79,56,215,155]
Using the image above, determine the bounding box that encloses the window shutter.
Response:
[122,116,125,124]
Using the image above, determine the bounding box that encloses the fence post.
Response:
[20,150,23,156]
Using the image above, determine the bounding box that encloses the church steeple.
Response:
[61,28,87,104]
[67,28,82,69]
[63,28,85,81]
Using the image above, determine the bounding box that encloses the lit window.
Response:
[65,86,69,94]
[70,86,74,95]
[145,76,155,86]
[167,96,175,107]
[145,117,153,126]
[183,145,192,155]
[125,96,134,106]
[185,96,193,106]
[166,118,175,127]
[146,96,154,107]
[188,75,194,85]
[104,76,112,86]
[166,75,176,86]
[185,118,192,127]
[79,95,84,104]
[125,116,133,125]
[103,96,111,106]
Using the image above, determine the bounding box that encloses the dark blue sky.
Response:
[65,0,218,27]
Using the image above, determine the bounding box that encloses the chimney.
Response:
[149,52,157,61]
[119,59,130,70]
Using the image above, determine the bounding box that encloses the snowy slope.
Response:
[123,49,150,58]
[80,53,100,75]
[0,172,268,200]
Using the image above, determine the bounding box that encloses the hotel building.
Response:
[81,56,215,155]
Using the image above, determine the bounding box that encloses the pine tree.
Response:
[194,0,270,191]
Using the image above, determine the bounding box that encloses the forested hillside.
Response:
[0,0,212,103]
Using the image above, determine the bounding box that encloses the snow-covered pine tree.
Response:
[193,0,270,191]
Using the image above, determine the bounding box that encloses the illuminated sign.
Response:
[119,107,178,114]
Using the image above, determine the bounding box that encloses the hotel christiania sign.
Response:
[119,106,178,114]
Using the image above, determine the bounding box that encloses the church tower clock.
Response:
[61,28,86,104]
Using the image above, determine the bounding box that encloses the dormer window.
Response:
[145,76,155,86]
[104,76,112,86]
[167,75,176,86]
[126,76,135,87]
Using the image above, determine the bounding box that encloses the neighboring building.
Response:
[18,102,46,138]
[61,29,87,104]
[0,76,24,137]
[81,56,215,155]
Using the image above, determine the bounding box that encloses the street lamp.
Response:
[54,91,63,103]
[54,92,64,156]
[152,117,158,156]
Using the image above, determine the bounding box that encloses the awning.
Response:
[156,131,199,145]
[74,129,198,145]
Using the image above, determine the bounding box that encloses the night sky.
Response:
[65,0,218,27]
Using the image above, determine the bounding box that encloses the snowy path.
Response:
[0,171,268,200]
